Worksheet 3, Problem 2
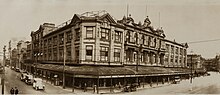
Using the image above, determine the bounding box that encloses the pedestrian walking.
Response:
[14,87,19,95]
[10,87,14,95]
[84,83,87,92]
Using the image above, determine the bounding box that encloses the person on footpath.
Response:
[14,87,19,95]
[10,87,14,95]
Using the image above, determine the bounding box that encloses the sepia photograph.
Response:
[0,0,220,94]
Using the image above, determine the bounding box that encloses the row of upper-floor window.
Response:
[85,27,122,42]
[85,45,121,62]
[166,44,187,55]
[32,32,43,41]
[165,54,186,63]
[125,31,162,49]
[32,26,164,47]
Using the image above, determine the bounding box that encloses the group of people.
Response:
[10,87,19,95]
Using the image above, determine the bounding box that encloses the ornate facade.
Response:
[30,12,168,67]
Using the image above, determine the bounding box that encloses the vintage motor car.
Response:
[33,78,45,90]
[172,76,181,84]
[25,75,34,85]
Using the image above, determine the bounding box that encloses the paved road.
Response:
[2,67,73,94]
[118,72,220,95]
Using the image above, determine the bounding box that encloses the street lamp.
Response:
[2,45,6,94]
[190,50,193,91]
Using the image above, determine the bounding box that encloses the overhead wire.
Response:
[187,38,220,44]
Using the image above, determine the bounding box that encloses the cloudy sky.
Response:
[0,0,220,58]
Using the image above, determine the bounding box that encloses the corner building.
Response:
[28,11,191,93]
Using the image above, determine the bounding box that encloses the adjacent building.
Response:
[164,39,188,68]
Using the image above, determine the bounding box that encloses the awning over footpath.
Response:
[32,63,202,78]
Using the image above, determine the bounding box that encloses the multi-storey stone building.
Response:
[27,11,192,93]
[164,39,188,67]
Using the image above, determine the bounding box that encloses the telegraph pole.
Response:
[9,41,11,69]
[2,45,6,94]
[190,50,193,91]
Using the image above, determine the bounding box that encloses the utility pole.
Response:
[63,33,66,89]
[190,51,193,84]
[8,41,11,69]
[190,50,193,91]
[2,45,6,94]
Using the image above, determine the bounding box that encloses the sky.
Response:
[0,0,220,58]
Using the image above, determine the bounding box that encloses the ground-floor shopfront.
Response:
[22,63,205,94]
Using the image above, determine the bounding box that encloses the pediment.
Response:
[70,14,81,25]
[99,13,117,24]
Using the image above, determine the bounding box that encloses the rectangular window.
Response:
[48,50,52,60]
[165,55,169,62]
[75,47,79,62]
[59,48,64,61]
[59,34,64,45]
[86,27,93,38]
[44,40,47,48]
[144,35,149,46]
[86,45,93,61]
[175,56,178,63]
[149,36,152,46]
[101,28,109,40]
[171,55,174,63]
[66,31,72,43]
[48,38,52,47]
[66,46,71,61]
[100,46,108,61]
[166,44,169,52]
[75,28,80,41]
[171,46,174,54]
[114,49,120,62]
[180,48,183,55]
[53,49,57,61]
[115,31,121,42]
[53,36,57,46]
[175,47,179,54]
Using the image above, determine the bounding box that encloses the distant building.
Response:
[187,54,204,69]
[11,48,18,68]
[203,55,220,72]
[16,40,30,70]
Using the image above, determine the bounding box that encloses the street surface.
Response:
[120,72,220,95]
[1,67,73,94]
[1,67,220,94]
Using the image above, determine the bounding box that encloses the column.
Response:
[155,54,159,66]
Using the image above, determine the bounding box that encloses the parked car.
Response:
[15,68,20,72]
[33,78,45,90]
[20,72,28,81]
[172,76,181,84]
[25,75,34,85]
[123,84,137,92]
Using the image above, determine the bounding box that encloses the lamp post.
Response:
[2,45,6,94]
[190,50,193,91]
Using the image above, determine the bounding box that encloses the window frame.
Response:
[86,27,93,38]
[86,45,93,61]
